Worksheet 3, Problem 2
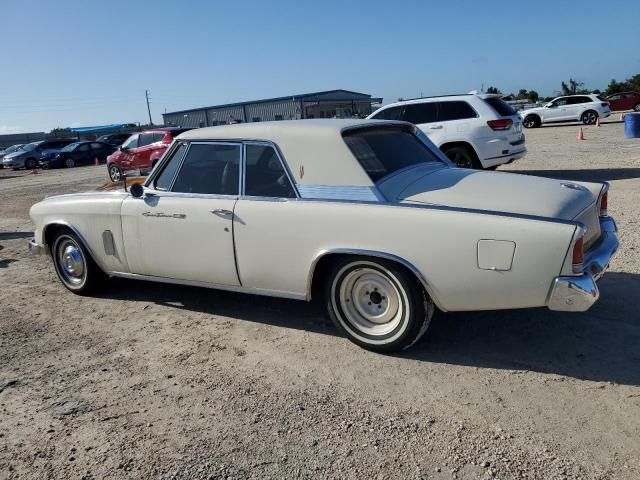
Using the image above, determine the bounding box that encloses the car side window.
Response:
[438,101,477,121]
[405,103,438,124]
[171,143,240,195]
[609,95,621,101]
[77,144,90,152]
[552,98,568,107]
[90,143,104,150]
[138,134,155,147]
[244,144,295,198]
[372,106,404,121]
[122,135,139,149]
[155,143,188,190]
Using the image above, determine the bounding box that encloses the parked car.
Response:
[97,133,134,146]
[367,94,525,169]
[2,139,76,169]
[606,92,640,112]
[521,94,611,128]
[40,141,117,169]
[28,119,618,352]
[0,144,24,165]
[106,127,193,181]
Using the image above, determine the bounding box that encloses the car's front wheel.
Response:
[582,110,598,125]
[51,230,105,294]
[108,164,122,182]
[25,158,37,170]
[325,257,434,353]
[64,157,75,168]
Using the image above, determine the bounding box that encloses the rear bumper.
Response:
[28,238,49,256]
[480,147,527,168]
[547,216,619,311]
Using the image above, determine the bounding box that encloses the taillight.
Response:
[572,236,584,274]
[487,119,513,130]
[599,191,608,217]
[601,103,609,107]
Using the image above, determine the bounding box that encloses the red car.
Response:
[606,92,640,112]
[106,127,192,181]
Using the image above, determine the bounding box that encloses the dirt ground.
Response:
[1,120,639,480]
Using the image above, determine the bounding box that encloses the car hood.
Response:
[384,166,597,221]
[4,151,27,160]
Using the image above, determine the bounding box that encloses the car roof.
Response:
[178,119,412,186]
[379,94,476,109]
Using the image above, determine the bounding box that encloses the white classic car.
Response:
[29,119,619,352]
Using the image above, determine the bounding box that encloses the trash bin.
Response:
[624,112,640,139]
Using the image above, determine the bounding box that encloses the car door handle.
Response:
[428,125,443,129]
[211,209,233,217]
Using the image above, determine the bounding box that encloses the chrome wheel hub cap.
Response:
[338,267,403,336]
[110,166,120,181]
[57,239,85,285]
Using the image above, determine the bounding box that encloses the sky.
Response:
[1,0,639,133]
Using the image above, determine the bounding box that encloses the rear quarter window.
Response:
[438,101,477,121]
[483,97,517,116]
[371,106,404,121]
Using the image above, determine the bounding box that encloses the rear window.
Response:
[343,127,443,182]
[597,95,607,102]
[483,97,516,116]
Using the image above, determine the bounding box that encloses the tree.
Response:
[486,86,501,94]
[528,90,539,102]
[561,78,585,96]
[517,89,528,100]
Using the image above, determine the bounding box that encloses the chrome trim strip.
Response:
[108,271,306,301]
[305,248,447,312]
[297,184,384,202]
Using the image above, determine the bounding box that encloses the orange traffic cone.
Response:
[94,157,99,166]
[577,127,585,140]
[596,117,601,127]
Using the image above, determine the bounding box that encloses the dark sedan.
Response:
[41,141,117,168]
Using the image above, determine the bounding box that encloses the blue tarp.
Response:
[69,123,130,133]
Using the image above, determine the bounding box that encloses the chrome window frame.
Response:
[241,140,299,200]
[146,138,299,201]
[148,140,243,199]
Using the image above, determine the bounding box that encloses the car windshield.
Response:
[22,142,39,152]
[61,142,81,152]
[343,127,445,182]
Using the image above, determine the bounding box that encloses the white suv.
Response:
[368,94,526,169]
[520,94,611,128]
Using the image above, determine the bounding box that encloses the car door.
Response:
[439,100,477,141]
[119,134,139,171]
[543,97,569,121]
[73,143,91,163]
[404,102,443,145]
[120,141,240,285]
[133,133,161,170]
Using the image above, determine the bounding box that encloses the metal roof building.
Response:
[162,89,382,128]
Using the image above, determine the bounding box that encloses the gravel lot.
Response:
[1,120,639,480]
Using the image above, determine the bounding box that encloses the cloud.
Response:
[0,125,24,134]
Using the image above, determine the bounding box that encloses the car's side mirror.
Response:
[130,183,144,198]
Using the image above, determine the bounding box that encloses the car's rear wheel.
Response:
[108,164,122,182]
[51,231,105,294]
[582,110,598,125]
[324,257,434,353]
[442,145,480,169]
[25,158,37,170]
[523,115,541,128]
[64,157,75,168]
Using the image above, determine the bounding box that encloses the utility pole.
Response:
[145,90,153,126]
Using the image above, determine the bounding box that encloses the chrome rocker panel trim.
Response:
[108,272,307,301]
[547,216,618,312]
